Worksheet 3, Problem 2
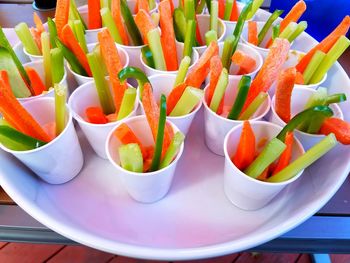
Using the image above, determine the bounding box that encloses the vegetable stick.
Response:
[141,46,155,68]
[50,48,64,84]
[218,0,224,19]
[151,12,160,26]
[231,50,256,75]
[33,12,45,34]
[70,0,88,29]
[55,0,70,39]
[320,118,350,145]
[41,32,52,89]
[272,132,294,175]
[54,83,67,136]
[101,8,123,44]
[15,23,41,56]
[86,107,108,124]
[170,86,203,116]
[88,0,102,29]
[134,10,156,45]
[258,9,284,45]
[210,68,228,113]
[117,88,136,120]
[275,67,296,123]
[61,25,92,77]
[280,0,307,33]
[195,16,204,46]
[272,24,280,41]
[137,0,150,12]
[196,0,206,14]
[221,35,235,70]
[205,30,217,45]
[184,0,195,20]
[120,0,143,45]
[207,55,223,106]
[166,82,187,115]
[183,20,196,58]
[295,71,304,84]
[159,131,185,169]
[111,0,129,45]
[147,29,167,70]
[246,0,263,20]
[288,21,307,43]
[210,1,219,32]
[296,15,350,73]
[174,56,191,87]
[114,123,146,156]
[242,38,290,111]
[30,27,42,53]
[232,121,256,170]
[238,92,267,120]
[24,67,46,96]
[159,0,179,71]
[173,8,187,42]
[279,22,298,40]
[74,20,88,53]
[248,21,258,46]
[119,143,144,172]
[47,18,58,48]
[227,75,251,120]
[230,0,239,21]
[324,93,347,105]
[302,50,326,84]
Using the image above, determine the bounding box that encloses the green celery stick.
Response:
[147,29,167,70]
[159,131,185,169]
[56,38,88,76]
[151,12,160,26]
[74,20,88,53]
[272,24,280,40]
[170,86,203,116]
[47,18,58,48]
[87,52,116,114]
[304,87,328,109]
[70,0,88,29]
[246,0,264,20]
[238,92,267,120]
[303,50,326,84]
[174,56,191,87]
[120,0,143,45]
[221,35,235,70]
[183,20,196,58]
[100,0,111,9]
[93,44,108,76]
[149,0,156,10]
[174,8,187,42]
[224,0,234,20]
[310,36,350,84]
[279,22,298,40]
[227,76,251,120]
[205,30,217,46]
[50,48,65,84]
[288,21,307,43]
[196,0,206,14]
[141,46,155,68]
[41,32,52,89]
[257,9,284,45]
[268,134,337,182]
[209,68,228,112]
[210,0,219,31]
[100,7,123,44]
[0,125,46,151]
[54,84,67,136]
[184,0,196,20]
[150,94,167,171]
[69,20,77,38]
[117,88,136,120]
[244,138,286,179]
[0,48,31,98]
[15,22,41,55]
[119,143,143,172]
[325,93,347,105]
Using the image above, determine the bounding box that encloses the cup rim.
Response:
[23,46,42,59]
[105,115,185,177]
[0,97,73,154]
[221,1,255,23]
[223,120,305,186]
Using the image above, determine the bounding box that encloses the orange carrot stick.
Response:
[296,15,350,73]
[232,121,256,170]
[185,41,219,88]
[159,0,178,71]
[248,21,258,46]
[88,0,102,29]
[33,12,45,34]
[195,16,204,46]
[111,0,129,45]
[25,67,46,96]
[275,67,296,123]
[295,71,304,84]
[231,50,256,75]
[98,29,127,113]
[218,0,225,19]
[134,9,156,45]
[166,82,187,115]
[161,0,174,13]
[230,0,239,21]
[61,24,92,77]
[30,27,42,52]
[280,0,307,32]
[55,0,70,39]
[272,132,294,175]
[86,107,108,124]
[319,117,350,145]
[242,38,290,111]
[207,55,223,106]
[137,0,150,12]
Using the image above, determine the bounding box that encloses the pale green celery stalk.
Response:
[238,92,267,120]
[272,24,280,40]
[196,0,206,14]
[68,20,77,38]
[224,0,234,20]
[15,22,41,55]
[288,21,307,43]
[70,0,88,29]
[221,35,235,70]
[210,68,228,112]
[174,56,191,87]
[100,0,110,9]
[303,50,326,84]
[117,88,137,120]
[279,22,298,40]
[205,30,217,46]
[87,52,116,114]
[74,20,88,53]
[244,138,286,179]
[268,134,337,182]
[184,0,195,20]
[50,48,65,84]
[151,12,160,26]
[0,119,10,127]
[41,32,52,89]
[183,20,196,57]
[147,29,167,70]
[149,0,156,10]
[170,87,203,116]
[159,132,185,169]
[54,83,67,136]
[257,9,284,45]
[310,36,350,84]
[93,44,108,76]
[47,18,58,48]
[100,7,123,44]
[119,143,143,173]
[246,0,264,20]
[210,0,219,32]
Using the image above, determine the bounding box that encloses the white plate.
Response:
[2,8,350,261]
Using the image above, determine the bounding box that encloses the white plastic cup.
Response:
[203,80,271,156]
[138,74,202,135]
[67,43,129,86]
[140,41,199,77]
[13,42,31,63]
[18,59,68,103]
[0,98,84,184]
[78,11,105,44]
[269,86,343,151]
[223,121,305,210]
[106,115,184,203]
[127,0,158,15]
[68,80,138,159]
[23,45,43,62]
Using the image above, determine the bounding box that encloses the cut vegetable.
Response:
[231,50,256,75]
[221,35,235,70]
[183,19,196,58]
[101,7,123,44]
[15,22,41,55]
[223,0,233,21]
[119,143,143,172]
[166,82,187,115]
[210,0,219,31]
[54,83,67,136]
[320,118,350,145]
[50,48,65,85]
[147,29,167,70]
[174,56,191,87]
[258,9,284,46]
[134,9,156,45]
[230,0,239,21]
[207,55,223,105]
[184,0,195,21]
[246,0,263,20]
[117,88,136,120]
[227,75,251,120]
[279,0,307,33]
[288,21,307,43]
[248,21,258,46]
[141,46,155,69]
[302,50,326,85]
[118,66,150,97]
[272,132,294,175]
[279,22,298,40]
[159,131,185,169]
[41,32,52,89]
[88,0,102,29]
[24,67,46,96]
[324,93,347,105]
[55,0,70,38]
[173,8,187,42]
[86,107,108,124]
[111,0,129,45]
[209,68,228,113]
[114,123,147,157]
[74,20,88,53]
[205,30,218,46]
[170,86,203,116]
[120,0,143,45]
[239,92,267,120]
